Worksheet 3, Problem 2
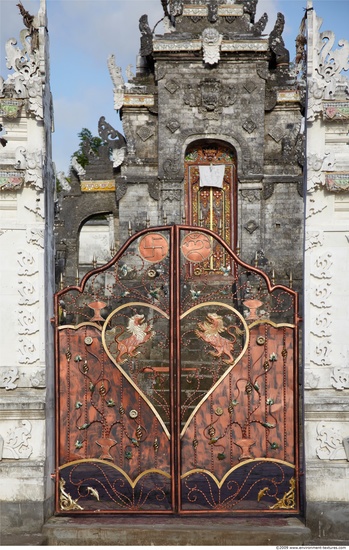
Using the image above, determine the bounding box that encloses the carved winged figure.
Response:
[195,313,242,365]
[114,314,155,364]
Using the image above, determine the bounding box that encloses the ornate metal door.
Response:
[54,226,300,515]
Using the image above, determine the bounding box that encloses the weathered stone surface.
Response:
[42,516,311,546]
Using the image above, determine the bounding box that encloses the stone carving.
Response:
[166,119,180,133]
[107,54,124,110]
[18,336,39,365]
[155,65,166,82]
[331,367,349,391]
[139,15,153,57]
[310,281,332,309]
[23,149,43,189]
[269,13,289,67]
[312,253,333,279]
[121,118,136,156]
[241,190,260,203]
[252,13,268,36]
[162,189,180,202]
[308,16,349,120]
[1,420,33,460]
[244,220,259,234]
[18,280,39,306]
[269,127,286,143]
[71,156,86,178]
[30,368,46,388]
[310,339,332,366]
[304,370,320,390]
[307,151,336,192]
[98,116,126,150]
[242,119,257,134]
[306,197,327,219]
[17,3,39,52]
[316,422,346,460]
[126,65,135,81]
[262,182,274,200]
[202,28,222,65]
[165,79,180,95]
[148,181,160,201]
[207,0,219,24]
[235,0,257,21]
[310,310,332,338]
[18,308,38,335]
[27,228,44,249]
[116,179,128,201]
[17,251,38,276]
[0,367,19,391]
[305,230,323,251]
[137,125,155,142]
[184,78,236,115]
[169,0,183,16]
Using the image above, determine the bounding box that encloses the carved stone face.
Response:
[200,79,220,112]
[202,27,220,45]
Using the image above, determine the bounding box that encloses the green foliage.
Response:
[71,128,104,168]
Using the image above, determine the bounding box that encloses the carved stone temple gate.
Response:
[54,225,300,515]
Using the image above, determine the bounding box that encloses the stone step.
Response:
[0,534,47,546]
[42,516,311,546]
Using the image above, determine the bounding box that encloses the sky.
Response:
[1,0,349,176]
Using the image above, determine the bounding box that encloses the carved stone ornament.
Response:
[305,230,323,251]
[310,310,332,338]
[316,422,346,460]
[0,367,19,391]
[331,367,349,390]
[163,189,180,202]
[166,119,180,133]
[244,220,259,234]
[30,368,46,388]
[307,15,349,121]
[148,181,160,201]
[184,78,236,115]
[241,190,260,203]
[116,179,128,201]
[202,27,222,65]
[165,79,180,95]
[107,55,124,111]
[1,420,33,460]
[242,119,257,134]
[137,125,155,142]
[262,182,274,200]
[311,252,333,279]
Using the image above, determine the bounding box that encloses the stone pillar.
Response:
[0,0,55,534]
[304,1,349,539]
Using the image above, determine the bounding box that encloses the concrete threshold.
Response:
[42,515,312,546]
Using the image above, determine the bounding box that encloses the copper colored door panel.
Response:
[54,226,299,515]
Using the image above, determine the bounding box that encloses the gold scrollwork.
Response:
[270,477,296,510]
[59,479,83,511]
[258,477,296,510]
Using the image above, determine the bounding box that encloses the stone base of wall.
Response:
[306,502,349,541]
[0,496,54,536]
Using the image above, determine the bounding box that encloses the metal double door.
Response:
[55,225,299,514]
